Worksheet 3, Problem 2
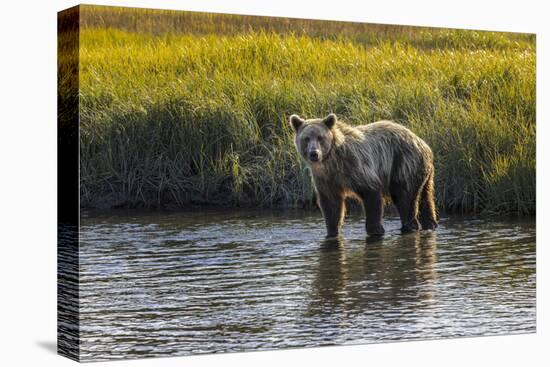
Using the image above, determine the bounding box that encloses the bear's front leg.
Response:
[317,193,345,238]
[361,190,385,236]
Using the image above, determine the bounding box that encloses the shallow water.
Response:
[71,210,535,361]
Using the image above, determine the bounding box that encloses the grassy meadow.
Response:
[67,5,536,215]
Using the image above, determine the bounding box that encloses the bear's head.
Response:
[289,113,337,164]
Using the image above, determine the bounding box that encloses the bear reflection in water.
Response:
[309,232,437,318]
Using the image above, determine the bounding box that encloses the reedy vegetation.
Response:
[69,6,535,215]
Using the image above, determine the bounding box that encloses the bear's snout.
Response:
[308,150,320,162]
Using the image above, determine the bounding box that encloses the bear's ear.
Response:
[323,113,337,129]
[289,114,304,132]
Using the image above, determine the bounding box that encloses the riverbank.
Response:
[66,6,536,215]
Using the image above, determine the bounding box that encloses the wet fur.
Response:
[290,114,438,237]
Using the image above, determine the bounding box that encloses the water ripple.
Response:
[61,210,536,361]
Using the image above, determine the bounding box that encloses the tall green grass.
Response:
[77,5,534,50]
[72,6,535,215]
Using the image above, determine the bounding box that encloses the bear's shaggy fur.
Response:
[289,113,437,237]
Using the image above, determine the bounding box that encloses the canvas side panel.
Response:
[57,5,80,362]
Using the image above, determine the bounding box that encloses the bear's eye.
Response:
[304,137,310,143]
[318,136,324,143]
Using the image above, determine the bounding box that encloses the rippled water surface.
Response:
[75,210,535,361]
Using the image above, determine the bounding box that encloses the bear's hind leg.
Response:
[360,190,385,236]
[419,171,438,230]
[390,183,421,234]
[317,193,346,238]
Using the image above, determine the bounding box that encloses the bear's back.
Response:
[357,120,429,148]
[357,120,411,135]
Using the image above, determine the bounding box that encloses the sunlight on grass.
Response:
[60,6,535,215]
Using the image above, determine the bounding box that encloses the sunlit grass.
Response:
[68,8,535,215]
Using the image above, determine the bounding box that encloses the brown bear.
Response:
[289,113,437,237]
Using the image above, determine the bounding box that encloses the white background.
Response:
[0,0,547,365]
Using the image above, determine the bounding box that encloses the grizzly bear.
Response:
[289,113,437,237]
